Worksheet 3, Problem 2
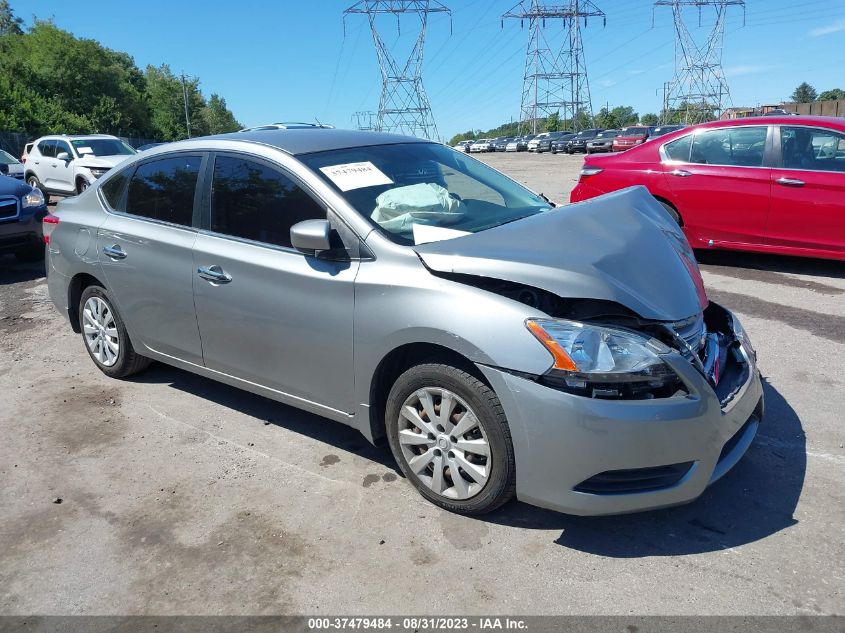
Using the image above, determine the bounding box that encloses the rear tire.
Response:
[78,285,152,378]
[386,363,516,515]
[658,200,682,225]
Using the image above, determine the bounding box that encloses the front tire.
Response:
[76,178,90,195]
[79,285,152,378]
[386,363,516,515]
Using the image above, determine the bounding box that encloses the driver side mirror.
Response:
[290,219,332,256]
[56,152,71,162]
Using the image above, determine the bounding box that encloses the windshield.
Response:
[0,150,18,165]
[620,127,648,138]
[300,143,553,245]
[596,130,619,139]
[71,138,136,157]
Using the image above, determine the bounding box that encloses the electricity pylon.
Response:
[503,0,605,134]
[344,1,451,140]
[352,110,378,130]
[654,0,745,124]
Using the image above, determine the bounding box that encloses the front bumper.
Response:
[478,309,764,516]
[0,205,47,252]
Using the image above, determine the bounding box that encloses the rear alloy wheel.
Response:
[386,363,515,515]
[79,285,151,378]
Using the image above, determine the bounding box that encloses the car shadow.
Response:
[128,362,399,471]
[0,254,46,284]
[485,378,805,556]
[696,249,845,280]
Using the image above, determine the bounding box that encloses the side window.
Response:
[663,135,692,162]
[690,127,767,167]
[37,140,55,158]
[781,126,845,172]
[125,155,201,226]
[54,141,72,158]
[211,156,325,248]
[100,169,132,211]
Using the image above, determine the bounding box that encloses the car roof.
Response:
[692,115,845,130]
[37,134,119,140]
[205,128,431,156]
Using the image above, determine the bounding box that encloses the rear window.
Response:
[125,155,202,226]
[0,150,18,165]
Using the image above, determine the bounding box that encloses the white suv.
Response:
[25,135,136,202]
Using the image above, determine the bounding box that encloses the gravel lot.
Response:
[1,152,843,615]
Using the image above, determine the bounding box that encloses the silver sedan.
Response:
[44,129,763,516]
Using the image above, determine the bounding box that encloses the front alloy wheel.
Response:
[386,363,516,515]
[397,387,491,500]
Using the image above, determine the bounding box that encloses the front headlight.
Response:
[23,188,44,208]
[526,319,683,399]
[89,168,109,179]
[730,313,756,359]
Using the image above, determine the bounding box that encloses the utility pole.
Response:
[344,1,451,140]
[503,0,605,134]
[181,72,192,139]
[654,0,745,124]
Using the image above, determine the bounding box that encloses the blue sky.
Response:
[21,0,845,139]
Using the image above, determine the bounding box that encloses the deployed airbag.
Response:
[372,183,465,233]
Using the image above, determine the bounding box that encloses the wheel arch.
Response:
[67,272,106,333]
[367,342,490,445]
[652,194,683,226]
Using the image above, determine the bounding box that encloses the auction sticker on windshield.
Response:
[320,161,393,191]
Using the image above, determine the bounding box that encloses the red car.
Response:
[570,116,845,261]
[612,126,649,152]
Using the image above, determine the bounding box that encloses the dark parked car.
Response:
[529,131,569,153]
[515,134,536,151]
[585,129,619,154]
[493,137,515,152]
[549,134,576,154]
[648,125,685,139]
[563,129,604,154]
[0,175,49,262]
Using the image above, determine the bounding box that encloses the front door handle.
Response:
[776,177,805,187]
[669,169,692,177]
[102,245,127,260]
[197,265,232,284]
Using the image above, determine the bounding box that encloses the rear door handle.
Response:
[197,265,232,284]
[776,177,805,187]
[669,169,692,177]
[102,245,127,260]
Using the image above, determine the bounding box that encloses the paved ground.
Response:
[1,152,843,615]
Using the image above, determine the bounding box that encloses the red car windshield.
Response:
[619,128,648,138]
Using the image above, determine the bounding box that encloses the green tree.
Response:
[594,105,638,129]
[201,94,241,135]
[145,64,209,140]
[0,0,23,36]
[791,82,817,103]
[818,88,845,101]
[544,112,561,132]
[640,113,659,126]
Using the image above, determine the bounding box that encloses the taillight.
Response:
[580,166,603,177]
[42,213,59,244]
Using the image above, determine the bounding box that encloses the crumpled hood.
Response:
[414,186,708,322]
[76,154,131,169]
